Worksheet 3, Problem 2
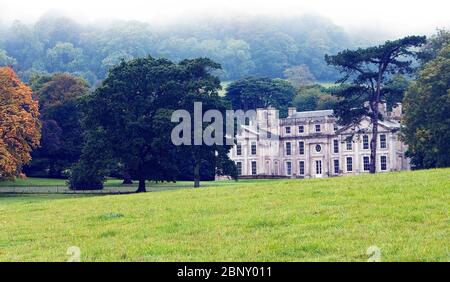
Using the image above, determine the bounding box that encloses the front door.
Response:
[315,160,323,178]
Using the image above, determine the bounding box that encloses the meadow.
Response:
[0,168,448,261]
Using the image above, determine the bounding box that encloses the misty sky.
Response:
[1,0,449,36]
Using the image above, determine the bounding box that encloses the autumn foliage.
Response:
[0,67,41,179]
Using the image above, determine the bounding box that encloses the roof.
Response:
[288,109,334,119]
[335,116,401,134]
[378,119,401,129]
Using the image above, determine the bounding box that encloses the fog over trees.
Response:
[0,13,377,85]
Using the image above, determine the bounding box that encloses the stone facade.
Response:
[229,105,410,178]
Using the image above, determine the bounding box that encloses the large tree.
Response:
[24,73,89,178]
[402,42,450,168]
[225,76,296,117]
[0,67,41,180]
[174,58,237,187]
[80,56,182,192]
[325,36,426,173]
[79,56,237,191]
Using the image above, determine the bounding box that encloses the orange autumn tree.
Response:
[0,67,41,180]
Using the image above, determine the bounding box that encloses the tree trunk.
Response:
[370,73,382,174]
[122,167,132,185]
[136,177,146,193]
[193,160,200,188]
[370,111,378,174]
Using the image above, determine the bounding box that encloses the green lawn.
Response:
[0,176,266,188]
[0,177,140,187]
[0,177,68,187]
[0,169,448,261]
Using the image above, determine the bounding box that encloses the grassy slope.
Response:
[0,169,448,262]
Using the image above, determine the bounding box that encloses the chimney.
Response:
[391,103,403,120]
[288,107,296,116]
[378,101,387,118]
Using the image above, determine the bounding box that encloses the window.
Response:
[251,161,257,175]
[315,124,321,132]
[380,156,387,171]
[251,142,257,155]
[333,139,339,153]
[334,159,339,174]
[285,126,291,134]
[334,124,338,131]
[299,141,305,155]
[286,142,292,156]
[315,160,322,175]
[315,144,322,153]
[363,156,370,171]
[236,144,242,156]
[346,139,353,151]
[267,130,272,139]
[236,162,242,176]
[286,162,292,176]
[380,134,387,149]
[298,125,304,133]
[244,117,250,126]
[363,135,369,150]
[346,157,353,172]
[299,161,305,175]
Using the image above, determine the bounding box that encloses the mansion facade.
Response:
[229,104,410,178]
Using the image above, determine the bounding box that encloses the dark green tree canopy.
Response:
[225,76,296,117]
[173,58,237,187]
[79,56,236,191]
[402,42,450,168]
[80,56,183,191]
[292,84,338,112]
[24,73,89,178]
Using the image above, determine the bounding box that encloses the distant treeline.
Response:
[0,14,373,85]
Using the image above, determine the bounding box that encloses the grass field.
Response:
[0,177,150,187]
[0,177,265,188]
[0,169,448,261]
[0,177,68,187]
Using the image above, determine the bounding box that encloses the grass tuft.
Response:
[98,213,125,221]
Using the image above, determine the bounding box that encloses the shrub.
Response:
[68,162,105,190]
